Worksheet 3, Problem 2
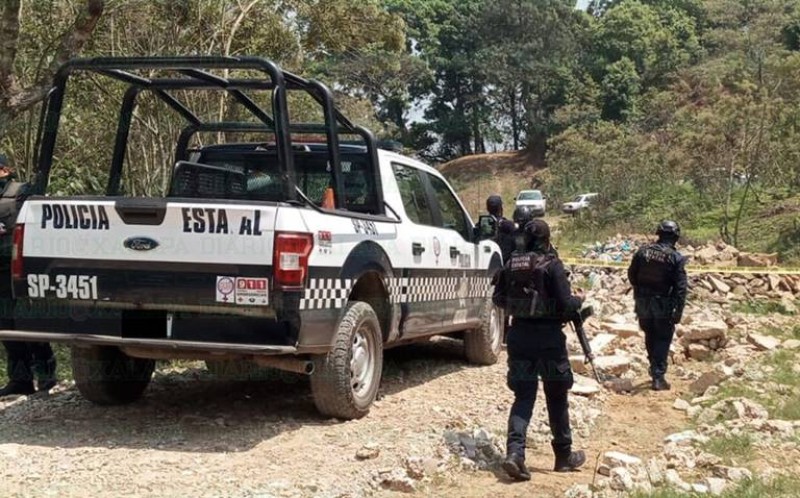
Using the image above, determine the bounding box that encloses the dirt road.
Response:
[0,336,692,498]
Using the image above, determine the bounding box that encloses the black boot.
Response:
[502,454,531,481]
[554,450,586,472]
[35,357,57,392]
[652,377,671,391]
[0,381,35,397]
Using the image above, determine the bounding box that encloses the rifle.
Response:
[569,304,601,384]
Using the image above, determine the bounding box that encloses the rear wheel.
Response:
[310,301,383,419]
[464,295,503,365]
[71,346,155,405]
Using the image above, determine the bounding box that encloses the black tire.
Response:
[310,301,383,420]
[71,345,155,405]
[464,295,503,365]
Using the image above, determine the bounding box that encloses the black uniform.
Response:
[492,247,582,464]
[0,178,55,395]
[627,241,687,382]
[493,215,516,263]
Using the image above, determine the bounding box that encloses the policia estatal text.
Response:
[492,219,586,482]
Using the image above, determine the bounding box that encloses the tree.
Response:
[0,0,104,135]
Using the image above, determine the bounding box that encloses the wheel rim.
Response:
[350,325,376,401]
[489,305,502,351]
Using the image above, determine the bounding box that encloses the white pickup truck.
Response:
[4,57,503,419]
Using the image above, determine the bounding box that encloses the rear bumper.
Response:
[0,330,299,355]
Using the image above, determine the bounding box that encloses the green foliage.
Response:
[631,476,800,498]
[730,300,797,316]
[700,433,754,464]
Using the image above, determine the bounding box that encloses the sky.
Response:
[576,0,590,9]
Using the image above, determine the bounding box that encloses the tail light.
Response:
[11,224,24,280]
[273,232,313,289]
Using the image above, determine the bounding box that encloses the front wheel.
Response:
[310,301,383,420]
[71,346,155,405]
[464,296,503,365]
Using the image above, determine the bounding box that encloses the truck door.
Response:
[389,164,444,337]
[422,172,483,331]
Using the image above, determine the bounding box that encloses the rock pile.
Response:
[678,319,731,361]
[578,236,782,268]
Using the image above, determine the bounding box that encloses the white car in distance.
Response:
[514,190,546,217]
[562,193,598,215]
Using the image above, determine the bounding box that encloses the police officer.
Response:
[627,220,687,391]
[493,219,586,481]
[486,195,515,261]
[0,154,56,397]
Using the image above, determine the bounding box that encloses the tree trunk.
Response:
[0,0,104,136]
[510,87,519,150]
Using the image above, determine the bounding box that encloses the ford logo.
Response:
[124,237,159,251]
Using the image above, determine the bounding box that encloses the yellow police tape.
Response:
[561,257,800,276]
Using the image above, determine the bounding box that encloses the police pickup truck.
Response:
[4,57,503,419]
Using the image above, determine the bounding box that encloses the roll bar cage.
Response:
[33,56,383,211]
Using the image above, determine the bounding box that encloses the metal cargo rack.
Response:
[34,56,383,212]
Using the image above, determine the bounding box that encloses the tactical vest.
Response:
[504,251,556,319]
[634,243,676,296]
[0,180,28,258]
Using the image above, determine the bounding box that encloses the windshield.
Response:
[518,191,542,201]
[572,195,584,202]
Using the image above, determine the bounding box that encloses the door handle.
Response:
[412,242,425,255]
[450,246,460,258]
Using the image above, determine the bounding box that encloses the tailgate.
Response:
[14,198,279,310]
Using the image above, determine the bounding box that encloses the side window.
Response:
[426,173,469,239]
[392,164,434,226]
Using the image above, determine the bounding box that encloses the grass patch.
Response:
[730,300,796,316]
[700,434,754,464]
[631,476,800,497]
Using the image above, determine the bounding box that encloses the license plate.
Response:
[27,274,99,300]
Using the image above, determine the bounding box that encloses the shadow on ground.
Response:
[0,337,473,454]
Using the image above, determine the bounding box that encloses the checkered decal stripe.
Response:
[298,276,492,311]
[300,278,354,311]
[386,276,492,305]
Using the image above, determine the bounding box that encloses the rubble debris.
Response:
[747,333,782,351]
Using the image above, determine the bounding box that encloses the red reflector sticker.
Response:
[216,276,269,306]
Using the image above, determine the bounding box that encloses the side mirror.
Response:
[476,215,497,240]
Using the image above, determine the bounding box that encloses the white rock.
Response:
[646,458,665,486]
[684,321,728,341]
[705,477,727,496]
[590,333,619,354]
[665,469,692,492]
[692,483,710,494]
[610,467,635,491]
[664,430,708,445]
[602,451,643,469]
[712,465,753,482]
[673,398,691,412]
[687,343,713,361]
[747,333,781,351]
[602,323,642,338]
[356,443,380,460]
[594,355,632,376]
[782,339,800,350]
[709,277,731,294]
[571,375,602,397]
[564,484,592,498]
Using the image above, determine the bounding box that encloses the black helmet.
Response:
[524,219,551,251]
[513,206,534,225]
[486,195,503,216]
[656,220,680,238]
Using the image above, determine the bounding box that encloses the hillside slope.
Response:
[442,151,800,264]
[438,151,544,218]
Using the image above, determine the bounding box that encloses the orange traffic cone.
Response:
[322,187,335,209]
